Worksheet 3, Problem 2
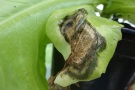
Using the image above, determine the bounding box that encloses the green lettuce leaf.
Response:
[0,0,106,90]
[46,5,122,86]
[102,0,135,24]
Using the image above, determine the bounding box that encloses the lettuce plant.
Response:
[1,0,134,90]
